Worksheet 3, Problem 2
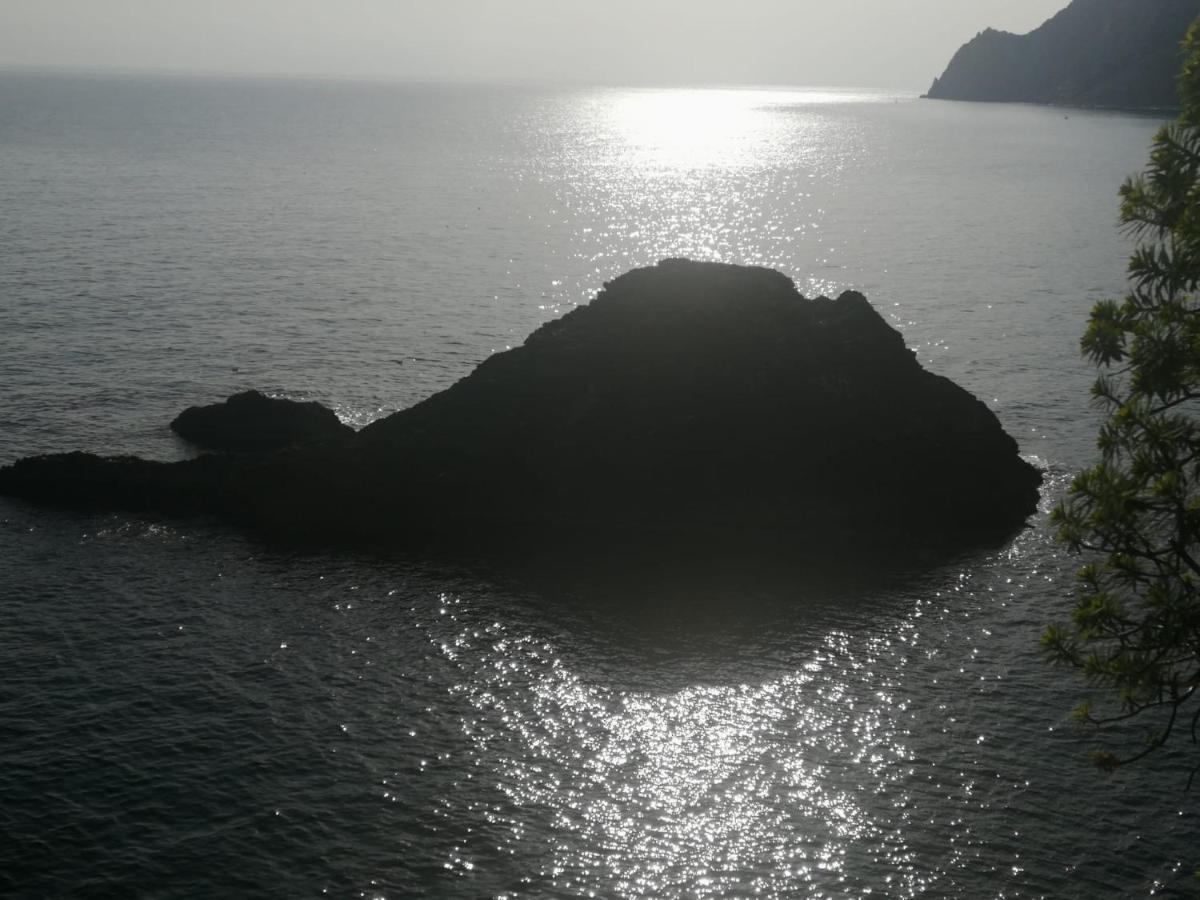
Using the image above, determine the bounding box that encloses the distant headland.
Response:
[924,0,1198,110]
[0,260,1042,571]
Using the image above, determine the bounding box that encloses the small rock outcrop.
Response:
[924,0,1197,109]
[170,390,353,452]
[0,260,1042,567]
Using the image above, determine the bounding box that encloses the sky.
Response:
[1,0,1072,90]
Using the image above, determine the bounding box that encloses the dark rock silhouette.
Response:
[170,389,353,452]
[0,260,1042,566]
[925,0,1198,109]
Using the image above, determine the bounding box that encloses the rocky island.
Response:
[0,260,1041,568]
[170,389,355,452]
[925,0,1197,109]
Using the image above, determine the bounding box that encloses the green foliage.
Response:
[1049,21,1200,784]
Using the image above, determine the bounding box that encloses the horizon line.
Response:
[0,62,928,95]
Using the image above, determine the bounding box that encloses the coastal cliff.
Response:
[925,0,1198,109]
[0,260,1042,566]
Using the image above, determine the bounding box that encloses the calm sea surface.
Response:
[1,71,1195,897]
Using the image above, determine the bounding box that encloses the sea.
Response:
[0,70,1195,898]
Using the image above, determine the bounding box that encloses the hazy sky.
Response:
[2,0,1071,89]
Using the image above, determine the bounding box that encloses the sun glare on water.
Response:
[441,601,927,898]
[544,86,887,278]
[605,88,889,172]
[610,90,769,170]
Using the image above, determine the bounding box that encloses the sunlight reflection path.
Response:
[440,609,928,898]
[517,87,901,318]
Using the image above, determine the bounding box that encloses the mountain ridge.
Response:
[925,0,1199,109]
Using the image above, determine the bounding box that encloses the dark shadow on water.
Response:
[1,497,1020,693]
[222,514,1025,694]
[341,528,1017,693]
